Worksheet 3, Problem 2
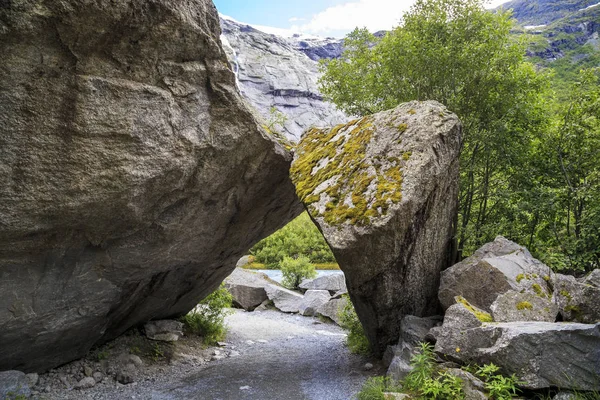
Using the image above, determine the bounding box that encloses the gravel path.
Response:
[35,309,381,400]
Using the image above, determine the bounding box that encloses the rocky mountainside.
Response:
[219,17,347,142]
[500,0,599,26]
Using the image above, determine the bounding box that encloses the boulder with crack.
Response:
[291,101,461,354]
[0,0,302,372]
[224,268,279,311]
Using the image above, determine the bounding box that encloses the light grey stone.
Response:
[235,256,253,268]
[445,369,488,400]
[264,284,304,313]
[144,320,184,342]
[583,269,600,287]
[299,274,346,293]
[0,0,302,372]
[0,370,31,399]
[224,268,279,311]
[92,372,103,383]
[316,297,349,325]
[298,290,331,316]
[293,101,461,355]
[25,373,39,387]
[491,291,559,322]
[553,392,577,400]
[435,321,600,390]
[75,377,96,390]
[439,237,553,311]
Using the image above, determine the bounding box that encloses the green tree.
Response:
[319,0,550,259]
[280,255,317,289]
[250,212,335,268]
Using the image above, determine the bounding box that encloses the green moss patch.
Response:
[291,116,407,226]
[516,301,533,311]
[456,296,494,323]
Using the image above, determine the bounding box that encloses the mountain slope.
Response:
[500,0,599,26]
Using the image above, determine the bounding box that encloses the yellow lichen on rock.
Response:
[291,115,407,226]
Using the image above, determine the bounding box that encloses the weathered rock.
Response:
[75,377,96,390]
[92,372,104,383]
[264,284,304,313]
[291,101,461,354]
[316,297,349,325]
[144,320,184,342]
[584,269,600,287]
[25,373,39,387]
[299,273,346,293]
[220,17,347,142]
[298,290,331,316]
[552,273,600,323]
[386,315,442,381]
[439,237,553,311]
[0,0,302,372]
[445,369,488,400]
[435,321,600,390]
[0,370,31,399]
[491,291,559,322]
[224,268,278,311]
[553,392,577,400]
[235,255,253,268]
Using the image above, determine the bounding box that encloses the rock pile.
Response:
[386,237,600,394]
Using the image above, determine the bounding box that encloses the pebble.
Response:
[363,363,374,371]
[75,377,96,389]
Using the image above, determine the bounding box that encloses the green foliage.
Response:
[357,376,402,400]
[250,212,336,268]
[150,342,165,362]
[265,106,288,132]
[475,363,520,399]
[338,295,370,355]
[319,0,600,273]
[280,255,317,289]
[181,284,233,346]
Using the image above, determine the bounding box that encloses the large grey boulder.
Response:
[299,273,346,293]
[264,284,304,313]
[0,0,302,372]
[552,272,600,323]
[224,268,278,311]
[144,320,184,342]
[435,321,600,390]
[220,17,347,142]
[298,290,331,316]
[0,370,31,399]
[291,101,461,354]
[439,237,553,311]
[316,297,349,325]
[490,291,559,322]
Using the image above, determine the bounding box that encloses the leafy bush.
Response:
[250,212,335,268]
[181,284,233,346]
[357,376,402,400]
[338,295,370,355]
[280,255,317,289]
[475,363,520,400]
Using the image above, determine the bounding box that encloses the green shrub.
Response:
[181,284,233,346]
[338,295,370,355]
[250,212,335,268]
[475,363,520,400]
[280,255,317,289]
[357,376,402,400]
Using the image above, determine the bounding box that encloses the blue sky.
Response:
[213,0,512,38]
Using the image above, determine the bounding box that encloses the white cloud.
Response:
[288,17,305,22]
[291,0,512,37]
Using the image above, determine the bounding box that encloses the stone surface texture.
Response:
[264,284,304,313]
[316,297,349,325]
[298,290,331,316]
[435,321,600,390]
[144,320,184,342]
[490,291,559,322]
[0,0,302,372]
[299,273,347,293]
[220,17,347,142]
[224,268,278,311]
[552,272,600,323]
[292,101,461,354]
[439,236,553,311]
[0,370,31,399]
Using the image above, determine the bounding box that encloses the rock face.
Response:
[264,284,304,313]
[316,297,349,325]
[298,290,331,316]
[144,320,184,342]
[291,101,462,354]
[224,268,278,311]
[552,272,600,323]
[0,0,302,372]
[439,236,553,311]
[299,273,347,293]
[490,291,558,322]
[0,370,31,399]
[220,17,347,142]
[435,321,600,390]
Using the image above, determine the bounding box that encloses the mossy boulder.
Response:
[439,237,554,312]
[490,290,559,322]
[552,272,600,323]
[291,101,462,355]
